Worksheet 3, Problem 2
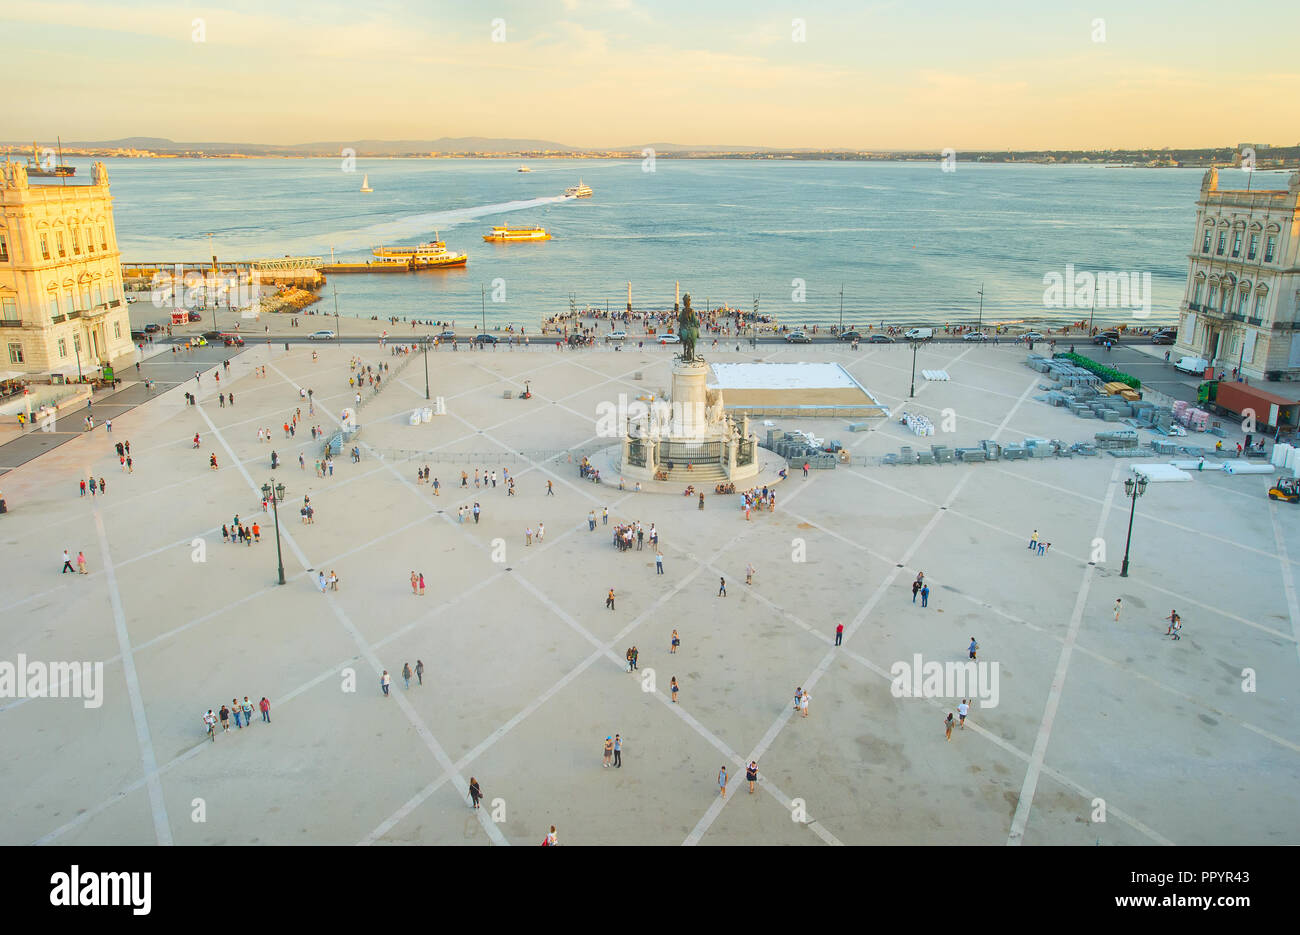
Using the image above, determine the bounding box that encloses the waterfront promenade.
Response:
[1,338,1296,845]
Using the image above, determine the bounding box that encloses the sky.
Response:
[5,0,1299,150]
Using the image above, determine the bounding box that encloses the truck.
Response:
[1199,381,1300,434]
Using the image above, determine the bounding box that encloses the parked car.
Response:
[144,323,162,334]
[606,330,628,342]
[1022,331,1045,341]
[903,327,933,340]
[474,334,498,345]
[308,330,336,340]
[437,331,457,342]
[1092,330,1121,345]
[867,334,895,344]
[130,330,147,342]
[838,330,862,342]
[187,311,203,322]
[223,335,245,347]
[1174,355,1209,375]
[658,333,681,344]
[1152,329,1177,345]
[785,331,812,343]
[962,331,989,342]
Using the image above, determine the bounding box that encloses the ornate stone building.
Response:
[1174,168,1300,380]
[0,160,134,378]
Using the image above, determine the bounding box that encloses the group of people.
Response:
[222,518,260,544]
[78,476,109,497]
[738,485,776,519]
[578,457,601,483]
[204,696,271,738]
[1027,530,1052,556]
[380,660,425,694]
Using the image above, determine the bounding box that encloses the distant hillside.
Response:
[46,137,579,155]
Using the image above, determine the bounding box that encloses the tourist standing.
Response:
[469,777,483,809]
[232,698,243,728]
[835,622,844,646]
[381,670,391,696]
[402,662,412,689]
[656,551,664,575]
[920,584,930,608]
[718,765,728,797]
[670,629,679,653]
[415,660,424,686]
[746,760,758,794]
[745,562,755,586]
[76,551,88,575]
[1029,529,1039,551]
[260,697,271,722]
[613,734,623,768]
[718,576,726,597]
[670,676,679,702]
[606,588,615,610]
[968,637,979,661]
[1114,598,1122,621]
[603,736,613,768]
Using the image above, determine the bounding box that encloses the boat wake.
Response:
[315,196,571,252]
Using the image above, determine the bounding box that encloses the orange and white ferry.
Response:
[370,236,467,269]
[483,224,552,243]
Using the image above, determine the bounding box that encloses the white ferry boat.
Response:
[564,179,593,198]
[517,165,532,173]
[371,236,467,269]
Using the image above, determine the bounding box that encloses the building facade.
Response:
[0,160,134,378]
[1174,168,1300,380]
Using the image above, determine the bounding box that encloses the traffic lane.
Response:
[1069,344,1202,404]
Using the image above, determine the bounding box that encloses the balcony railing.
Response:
[50,314,66,324]
[1248,316,1264,326]
[1187,302,1203,312]
[0,319,22,328]
[1228,313,1245,322]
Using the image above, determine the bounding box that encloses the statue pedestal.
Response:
[670,358,709,437]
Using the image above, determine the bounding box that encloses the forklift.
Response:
[1268,477,1300,503]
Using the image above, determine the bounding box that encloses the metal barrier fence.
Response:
[371,446,607,465]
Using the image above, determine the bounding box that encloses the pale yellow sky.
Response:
[5,0,1298,149]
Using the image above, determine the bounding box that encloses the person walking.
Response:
[79,480,86,497]
[415,660,424,686]
[835,622,844,646]
[260,696,271,722]
[912,579,921,603]
[746,760,758,794]
[718,576,726,597]
[670,676,679,702]
[968,637,979,661]
[1171,618,1182,640]
[418,573,425,595]
[588,510,596,531]
[670,629,679,653]
[656,550,664,575]
[606,588,615,610]
[745,562,755,586]
[410,571,419,595]
[219,704,231,732]
[381,670,391,696]
[76,551,88,575]
[1113,598,1122,621]
[1165,610,1180,636]
[537,522,544,542]
[544,825,558,847]
[920,584,930,608]
[603,735,613,768]
[802,461,809,478]
[613,734,623,768]
[800,688,810,718]
[957,699,970,729]
[242,696,254,726]
[945,713,955,741]
[61,549,75,574]
[204,709,217,741]
[525,526,533,546]
[718,765,729,797]
[546,479,554,496]
[1029,529,1039,551]
[629,646,638,671]
[402,662,412,689]
[602,507,609,526]
[472,503,480,524]
[232,698,243,728]
[469,777,483,809]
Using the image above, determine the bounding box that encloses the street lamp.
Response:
[1119,473,1148,578]
[423,336,430,400]
[73,336,83,383]
[333,284,341,345]
[260,478,288,585]
[481,285,487,334]
[909,339,921,397]
[839,284,844,333]
[976,283,984,333]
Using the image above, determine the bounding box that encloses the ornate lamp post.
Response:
[423,336,430,400]
[909,339,922,398]
[260,478,287,585]
[1119,473,1148,577]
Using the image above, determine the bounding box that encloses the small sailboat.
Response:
[359,174,373,193]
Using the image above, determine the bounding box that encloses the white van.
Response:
[903,327,934,341]
[1173,356,1209,375]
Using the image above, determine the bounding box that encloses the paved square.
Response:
[2,338,1297,845]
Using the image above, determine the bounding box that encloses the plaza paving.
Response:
[1,337,1297,846]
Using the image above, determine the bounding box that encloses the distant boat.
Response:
[25,139,75,178]
[359,174,373,193]
[517,165,532,173]
[483,224,551,243]
[564,179,593,198]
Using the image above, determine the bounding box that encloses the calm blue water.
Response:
[87,157,1278,329]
